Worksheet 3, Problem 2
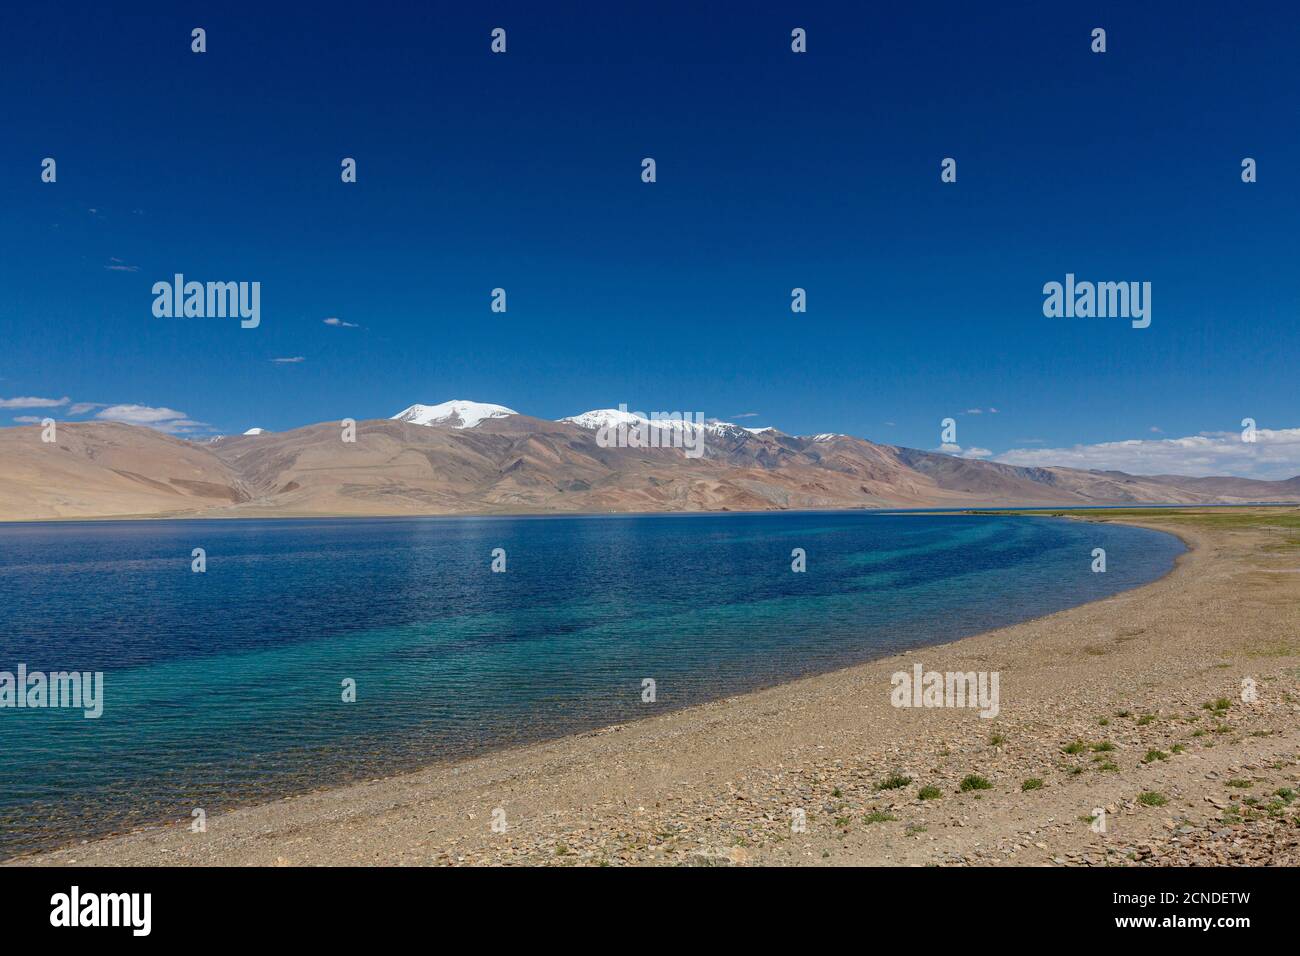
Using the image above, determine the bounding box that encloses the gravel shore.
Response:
[13,510,1300,867]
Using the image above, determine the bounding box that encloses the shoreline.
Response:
[4,501,1299,525]
[10,509,1300,866]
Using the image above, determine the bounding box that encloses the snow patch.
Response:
[392,400,518,429]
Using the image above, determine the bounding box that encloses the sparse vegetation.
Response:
[876,773,912,791]
[1021,778,1043,792]
[959,774,993,792]
[1137,791,1168,807]
[917,785,942,801]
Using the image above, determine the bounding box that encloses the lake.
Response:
[0,511,1183,857]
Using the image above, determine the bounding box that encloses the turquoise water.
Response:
[0,511,1183,857]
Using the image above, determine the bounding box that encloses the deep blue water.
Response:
[0,512,1183,857]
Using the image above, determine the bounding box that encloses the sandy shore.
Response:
[13,510,1300,867]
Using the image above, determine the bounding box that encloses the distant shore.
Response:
[4,500,1298,525]
[12,507,1300,867]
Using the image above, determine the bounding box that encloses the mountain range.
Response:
[2,399,1297,520]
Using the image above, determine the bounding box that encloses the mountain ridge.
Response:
[1,409,1297,521]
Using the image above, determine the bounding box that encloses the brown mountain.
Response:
[0,422,251,520]
[1,416,1297,521]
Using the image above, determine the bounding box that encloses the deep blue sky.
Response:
[1,1,1297,475]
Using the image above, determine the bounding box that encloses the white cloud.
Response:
[271,356,305,364]
[323,317,358,328]
[96,404,187,424]
[0,395,68,408]
[67,402,106,415]
[95,404,208,434]
[937,443,993,459]
[994,427,1300,481]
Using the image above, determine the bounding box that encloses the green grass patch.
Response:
[876,773,912,791]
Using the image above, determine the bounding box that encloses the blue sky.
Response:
[1,1,1297,477]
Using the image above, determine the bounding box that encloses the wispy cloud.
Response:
[323,317,358,328]
[730,412,759,419]
[0,395,69,408]
[961,407,998,416]
[104,257,140,272]
[271,356,305,364]
[68,402,107,415]
[995,427,1300,481]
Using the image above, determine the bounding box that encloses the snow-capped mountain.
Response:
[392,400,519,429]
[243,427,267,435]
[560,408,751,439]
